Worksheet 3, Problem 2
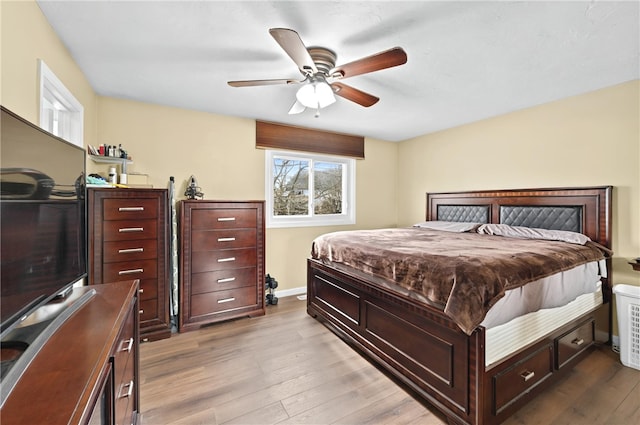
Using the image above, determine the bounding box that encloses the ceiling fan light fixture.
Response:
[296,76,336,109]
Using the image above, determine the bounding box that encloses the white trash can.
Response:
[613,284,640,370]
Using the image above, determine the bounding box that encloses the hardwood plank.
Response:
[140,296,640,425]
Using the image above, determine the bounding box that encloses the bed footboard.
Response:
[307,259,486,425]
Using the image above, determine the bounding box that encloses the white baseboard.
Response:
[275,286,306,298]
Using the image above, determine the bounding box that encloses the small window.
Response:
[39,60,84,146]
[266,150,355,228]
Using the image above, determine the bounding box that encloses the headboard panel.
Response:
[499,205,582,232]
[426,186,612,249]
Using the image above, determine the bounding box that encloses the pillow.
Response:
[413,221,481,233]
[476,223,591,245]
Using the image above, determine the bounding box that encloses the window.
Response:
[39,60,84,146]
[266,150,355,228]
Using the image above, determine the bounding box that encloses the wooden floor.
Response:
[140,296,640,425]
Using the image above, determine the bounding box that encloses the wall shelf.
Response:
[89,155,132,165]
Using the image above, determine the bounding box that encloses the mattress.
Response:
[485,281,603,366]
[480,259,606,328]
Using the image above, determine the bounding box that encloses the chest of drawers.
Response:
[179,200,265,332]
[89,188,171,342]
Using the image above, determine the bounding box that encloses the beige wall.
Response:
[96,97,399,291]
[0,0,97,146]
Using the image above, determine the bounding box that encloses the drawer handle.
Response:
[520,371,535,382]
[218,237,236,242]
[119,207,144,212]
[572,338,585,346]
[218,257,236,263]
[139,309,144,315]
[217,217,236,222]
[217,277,236,283]
[119,268,144,275]
[119,227,144,233]
[138,288,144,294]
[218,297,236,304]
[118,380,134,399]
[120,337,134,353]
[118,247,144,254]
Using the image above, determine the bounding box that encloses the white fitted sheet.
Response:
[485,281,603,367]
[480,260,606,329]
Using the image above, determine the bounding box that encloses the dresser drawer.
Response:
[492,344,553,413]
[103,259,158,282]
[114,357,135,425]
[191,286,258,317]
[138,278,158,301]
[192,228,257,250]
[556,319,594,369]
[191,248,257,272]
[191,267,257,295]
[103,198,158,221]
[103,219,158,241]
[112,299,135,425]
[191,208,257,230]
[139,298,158,322]
[103,239,157,263]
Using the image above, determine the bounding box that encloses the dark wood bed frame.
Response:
[307,186,612,425]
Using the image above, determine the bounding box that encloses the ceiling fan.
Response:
[228,28,408,117]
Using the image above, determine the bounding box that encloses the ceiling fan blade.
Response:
[331,47,407,79]
[331,82,379,107]
[228,78,301,87]
[269,28,318,75]
[288,100,306,115]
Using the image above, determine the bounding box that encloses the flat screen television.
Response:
[0,106,87,396]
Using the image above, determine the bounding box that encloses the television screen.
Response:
[0,106,87,336]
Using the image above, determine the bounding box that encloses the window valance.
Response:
[256,121,364,159]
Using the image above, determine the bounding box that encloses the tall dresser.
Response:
[88,188,171,342]
[179,200,265,332]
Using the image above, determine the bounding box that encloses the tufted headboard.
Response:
[426,186,612,250]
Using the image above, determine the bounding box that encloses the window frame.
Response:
[38,59,84,147]
[265,150,356,228]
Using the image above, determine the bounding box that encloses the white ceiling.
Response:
[36,1,639,142]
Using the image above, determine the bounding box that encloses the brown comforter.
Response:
[310,228,609,335]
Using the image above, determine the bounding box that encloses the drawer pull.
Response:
[118,380,134,399]
[571,338,585,346]
[520,371,535,382]
[217,277,236,283]
[119,227,144,233]
[217,217,236,222]
[218,257,236,263]
[218,237,236,242]
[120,337,134,353]
[218,297,236,304]
[138,288,144,294]
[118,247,144,254]
[119,268,144,275]
[119,207,144,212]
[139,309,144,315]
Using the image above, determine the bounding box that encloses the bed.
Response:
[306,186,612,425]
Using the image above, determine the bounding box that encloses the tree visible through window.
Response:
[266,151,355,228]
